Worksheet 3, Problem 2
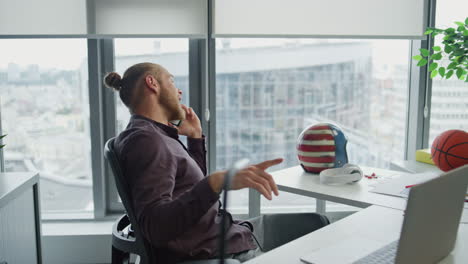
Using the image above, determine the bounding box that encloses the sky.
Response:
[0,39,87,70]
[0,38,189,70]
[0,0,465,71]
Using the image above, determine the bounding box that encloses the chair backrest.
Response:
[104,137,153,263]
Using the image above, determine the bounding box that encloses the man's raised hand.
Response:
[208,158,283,200]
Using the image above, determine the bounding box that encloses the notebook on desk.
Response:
[301,165,468,264]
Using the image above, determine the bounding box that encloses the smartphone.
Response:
[169,120,182,127]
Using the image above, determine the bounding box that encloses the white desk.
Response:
[248,165,408,217]
[271,165,409,210]
[245,206,468,264]
[269,165,468,223]
[244,165,468,263]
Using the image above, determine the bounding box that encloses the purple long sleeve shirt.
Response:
[114,115,256,263]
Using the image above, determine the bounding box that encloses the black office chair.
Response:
[104,138,241,264]
[105,138,154,264]
[248,213,330,252]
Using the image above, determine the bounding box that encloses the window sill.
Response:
[390,159,441,174]
[41,211,94,221]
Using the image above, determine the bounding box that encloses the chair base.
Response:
[112,246,130,264]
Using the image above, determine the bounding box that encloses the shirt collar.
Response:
[131,114,179,139]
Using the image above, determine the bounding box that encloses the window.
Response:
[114,39,189,134]
[429,0,468,144]
[215,39,410,212]
[0,39,92,217]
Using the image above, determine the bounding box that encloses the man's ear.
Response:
[144,75,159,94]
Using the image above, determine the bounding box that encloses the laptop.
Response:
[301,164,468,264]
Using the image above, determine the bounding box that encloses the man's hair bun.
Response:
[104,72,122,91]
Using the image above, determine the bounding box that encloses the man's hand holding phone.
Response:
[171,104,202,138]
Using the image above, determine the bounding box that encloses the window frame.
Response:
[405,0,436,160]
[0,100,4,172]
[87,38,117,217]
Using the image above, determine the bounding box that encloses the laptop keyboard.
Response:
[353,240,398,264]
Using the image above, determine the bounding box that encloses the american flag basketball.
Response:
[297,123,348,173]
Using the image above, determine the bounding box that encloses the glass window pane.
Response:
[216,39,410,213]
[429,0,468,144]
[0,39,92,216]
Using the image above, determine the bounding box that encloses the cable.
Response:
[251,232,264,252]
[219,159,249,264]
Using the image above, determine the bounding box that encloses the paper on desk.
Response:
[369,172,441,198]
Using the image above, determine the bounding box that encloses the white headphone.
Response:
[319,164,363,185]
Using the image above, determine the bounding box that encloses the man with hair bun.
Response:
[104,62,283,263]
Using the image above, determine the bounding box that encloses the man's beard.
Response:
[160,88,185,121]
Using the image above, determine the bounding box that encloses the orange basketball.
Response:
[431,130,468,172]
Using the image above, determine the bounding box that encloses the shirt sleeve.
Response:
[187,135,207,176]
[121,131,219,247]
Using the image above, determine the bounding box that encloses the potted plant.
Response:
[413,17,468,82]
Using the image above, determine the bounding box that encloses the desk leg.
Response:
[316,199,326,214]
[249,189,261,218]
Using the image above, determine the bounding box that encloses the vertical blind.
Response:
[0,0,87,35]
[91,0,207,36]
[213,0,428,39]
[0,0,207,37]
[0,0,428,38]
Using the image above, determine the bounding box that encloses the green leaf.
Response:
[456,68,464,79]
[458,26,466,32]
[431,69,438,78]
[417,59,428,66]
[424,29,433,35]
[445,70,454,79]
[429,62,438,71]
[446,27,456,34]
[431,53,443,60]
[432,46,441,52]
[466,75,468,82]
[412,55,423,61]
[464,30,468,36]
[455,21,465,27]
[447,62,458,69]
[438,67,446,77]
[443,35,455,41]
[465,17,468,25]
[0,134,6,140]
[420,48,430,57]
[0,144,5,149]
[453,49,464,56]
[444,45,453,53]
